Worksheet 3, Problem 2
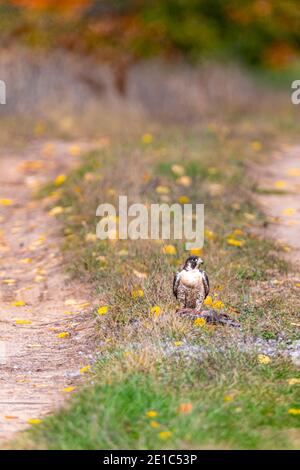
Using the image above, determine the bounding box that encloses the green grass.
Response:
[23,355,300,450]
[17,108,300,449]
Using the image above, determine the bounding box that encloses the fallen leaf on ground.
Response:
[282,208,296,216]
[150,306,161,316]
[131,289,144,298]
[287,378,300,385]
[194,318,206,328]
[156,185,170,194]
[176,176,192,187]
[57,332,70,339]
[27,418,42,425]
[0,199,13,206]
[227,238,245,247]
[146,410,157,418]
[54,174,66,186]
[80,365,91,374]
[162,244,176,255]
[274,180,287,189]
[287,168,300,176]
[158,431,172,440]
[171,164,185,176]
[62,386,76,393]
[48,206,64,216]
[150,420,160,428]
[257,354,271,364]
[288,408,300,415]
[178,403,193,414]
[11,300,26,307]
[1,279,16,284]
[97,306,108,315]
[141,133,153,144]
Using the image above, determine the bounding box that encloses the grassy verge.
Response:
[20,114,300,449]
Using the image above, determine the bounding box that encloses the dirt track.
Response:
[0,142,96,445]
[256,144,300,267]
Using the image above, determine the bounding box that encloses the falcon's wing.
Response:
[173,271,181,298]
[202,271,210,298]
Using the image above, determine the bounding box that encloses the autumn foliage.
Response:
[0,0,300,68]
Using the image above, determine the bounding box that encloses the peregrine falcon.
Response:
[173,256,209,310]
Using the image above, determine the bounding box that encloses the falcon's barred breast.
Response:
[173,256,209,310]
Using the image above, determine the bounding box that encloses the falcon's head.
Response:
[184,256,204,270]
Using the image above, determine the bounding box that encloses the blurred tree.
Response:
[1,0,300,93]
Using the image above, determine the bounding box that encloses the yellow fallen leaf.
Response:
[194,318,206,327]
[287,378,300,385]
[176,176,192,187]
[69,145,81,156]
[274,180,287,189]
[227,238,245,247]
[85,233,97,243]
[158,431,172,440]
[97,306,108,315]
[57,332,70,339]
[131,289,144,298]
[282,208,296,216]
[250,141,262,151]
[133,269,148,279]
[20,258,33,264]
[174,341,183,346]
[156,185,170,194]
[48,206,64,216]
[288,408,300,415]
[178,195,190,204]
[150,306,161,316]
[224,395,234,402]
[141,133,153,144]
[54,174,66,186]
[77,302,90,309]
[257,354,271,364]
[80,365,91,374]
[213,300,225,309]
[118,249,128,257]
[162,244,177,255]
[204,295,213,306]
[146,410,157,418]
[150,420,160,428]
[64,298,78,306]
[0,199,13,206]
[15,320,32,325]
[287,168,300,176]
[205,229,216,241]
[62,386,76,393]
[27,418,42,425]
[171,164,185,176]
[189,247,202,256]
[1,279,16,285]
[11,301,26,307]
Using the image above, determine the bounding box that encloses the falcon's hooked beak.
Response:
[196,257,204,267]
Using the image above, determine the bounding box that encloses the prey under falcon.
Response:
[173,256,209,310]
